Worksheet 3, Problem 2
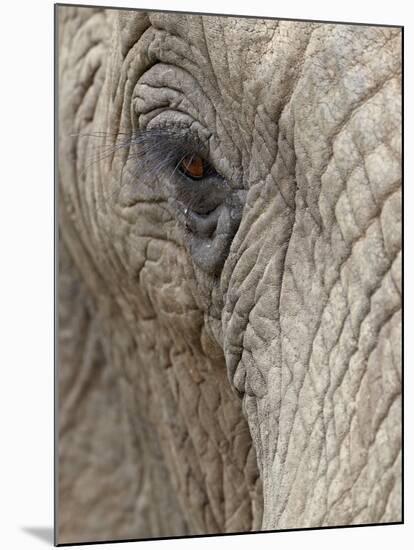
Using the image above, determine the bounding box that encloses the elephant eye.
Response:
[178,154,206,180]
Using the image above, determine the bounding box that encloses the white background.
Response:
[0,0,410,549]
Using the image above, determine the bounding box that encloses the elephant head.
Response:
[57,6,402,543]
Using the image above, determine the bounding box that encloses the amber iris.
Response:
[180,155,205,179]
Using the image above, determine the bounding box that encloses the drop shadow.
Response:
[22,526,54,545]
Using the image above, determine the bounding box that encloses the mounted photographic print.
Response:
[55,3,403,545]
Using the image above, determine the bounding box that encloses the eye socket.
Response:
[178,154,206,180]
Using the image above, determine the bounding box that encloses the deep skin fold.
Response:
[58,7,402,543]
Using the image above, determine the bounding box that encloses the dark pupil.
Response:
[180,155,204,179]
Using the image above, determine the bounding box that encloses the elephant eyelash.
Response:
[74,128,222,208]
[125,127,220,183]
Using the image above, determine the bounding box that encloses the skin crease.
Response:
[57,6,402,544]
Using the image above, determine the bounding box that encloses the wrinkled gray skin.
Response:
[57,6,402,545]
